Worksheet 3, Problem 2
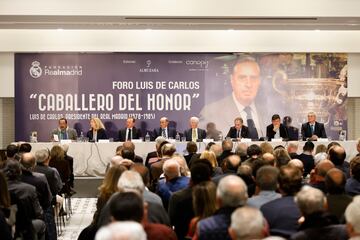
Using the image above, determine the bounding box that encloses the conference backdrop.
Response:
[15,53,348,141]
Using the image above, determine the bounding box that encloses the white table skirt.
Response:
[29,141,358,177]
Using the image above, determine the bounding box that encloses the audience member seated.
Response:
[248,166,281,208]
[199,150,223,177]
[108,192,176,240]
[288,159,305,178]
[260,142,274,155]
[184,141,198,167]
[97,171,169,228]
[297,141,315,177]
[290,186,347,240]
[262,153,276,166]
[237,164,256,198]
[4,160,46,240]
[209,143,223,163]
[49,145,71,195]
[287,141,299,159]
[274,147,291,169]
[346,156,360,196]
[18,142,32,153]
[122,141,144,164]
[243,144,262,167]
[131,164,163,206]
[145,137,167,167]
[62,144,75,189]
[172,154,191,177]
[168,161,212,239]
[150,143,176,184]
[315,144,327,155]
[261,165,302,238]
[229,206,269,240]
[325,168,352,222]
[345,196,360,239]
[156,159,189,209]
[95,221,147,240]
[0,171,13,240]
[196,175,248,240]
[218,139,234,167]
[328,145,350,178]
[213,155,241,185]
[234,143,248,162]
[186,181,217,238]
[310,159,335,193]
[6,144,19,161]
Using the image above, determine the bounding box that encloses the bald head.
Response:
[316,160,335,178]
[325,168,346,194]
[328,145,346,166]
[262,153,276,166]
[122,141,135,151]
[225,155,241,171]
[163,159,180,180]
[210,144,222,158]
[288,159,304,174]
[20,152,36,170]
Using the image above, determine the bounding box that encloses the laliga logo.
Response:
[29,61,42,78]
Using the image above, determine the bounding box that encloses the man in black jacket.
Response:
[118,117,142,142]
[266,114,289,140]
[301,112,327,141]
[226,117,249,139]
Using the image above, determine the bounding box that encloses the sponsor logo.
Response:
[139,59,159,73]
[29,60,83,78]
[168,60,183,64]
[185,60,209,69]
[29,61,42,78]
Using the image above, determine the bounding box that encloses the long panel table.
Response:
[29,141,358,177]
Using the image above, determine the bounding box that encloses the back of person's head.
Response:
[99,165,126,197]
[190,161,212,185]
[192,181,217,219]
[295,186,326,216]
[256,166,279,191]
[314,152,327,165]
[117,171,145,194]
[3,159,22,181]
[20,152,36,170]
[278,165,302,196]
[251,158,270,178]
[172,154,190,177]
[325,168,346,194]
[260,142,274,155]
[122,141,136,151]
[287,141,298,153]
[155,136,166,148]
[62,144,69,153]
[274,148,291,168]
[161,143,176,157]
[327,141,341,153]
[205,142,216,151]
[115,145,123,156]
[303,141,315,152]
[345,196,360,237]
[229,206,268,240]
[186,141,198,154]
[262,153,276,166]
[350,156,360,182]
[121,149,135,161]
[162,159,180,180]
[288,159,304,175]
[237,164,254,186]
[50,145,65,160]
[315,159,335,178]
[328,145,346,166]
[224,155,241,172]
[217,175,248,208]
[130,164,150,186]
[210,144,223,158]
[222,139,233,152]
[247,144,262,158]
[157,140,169,157]
[95,221,147,240]
[200,150,218,168]
[109,191,144,222]
[6,144,19,158]
[315,144,327,154]
[235,143,248,162]
[35,149,50,164]
[18,143,32,153]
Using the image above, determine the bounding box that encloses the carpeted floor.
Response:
[58,198,97,240]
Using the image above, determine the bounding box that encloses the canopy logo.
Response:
[29,61,42,78]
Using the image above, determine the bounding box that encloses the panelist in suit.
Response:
[118,117,142,142]
[184,116,206,142]
[51,117,78,141]
[226,117,249,140]
[153,117,177,140]
[86,117,108,142]
[266,114,289,140]
[301,111,327,141]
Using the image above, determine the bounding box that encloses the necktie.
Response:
[244,106,259,140]
[192,128,197,142]
[237,130,240,138]
[162,128,166,138]
[127,128,132,141]
[310,124,314,135]
[64,131,68,140]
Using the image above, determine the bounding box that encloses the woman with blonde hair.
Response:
[87,117,108,142]
[200,150,223,177]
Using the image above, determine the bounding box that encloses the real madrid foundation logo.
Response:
[29,61,42,78]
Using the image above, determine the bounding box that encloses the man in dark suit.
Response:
[184,116,206,141]
[301,112,327,141]
[118,117,142,142]
[226,117,249,139]
[266,114,289,140]
[153,117,177,140]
